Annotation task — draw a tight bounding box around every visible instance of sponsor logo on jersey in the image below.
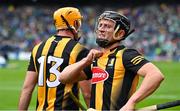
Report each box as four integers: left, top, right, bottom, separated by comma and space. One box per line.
91, 67, 109, 84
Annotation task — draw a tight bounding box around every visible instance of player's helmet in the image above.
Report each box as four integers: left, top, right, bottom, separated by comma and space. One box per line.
53, 7, 83, 30
95, 11, 135, 48
97, 11, 131, 38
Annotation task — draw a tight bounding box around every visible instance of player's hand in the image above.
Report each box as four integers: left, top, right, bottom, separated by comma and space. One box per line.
89, 49, 103, 59
87, 108, 96, 111
119, 101, 135, 111
85, 49, 103, 65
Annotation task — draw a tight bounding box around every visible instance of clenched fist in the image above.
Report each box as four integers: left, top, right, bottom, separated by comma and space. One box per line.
85, 49, 103, 65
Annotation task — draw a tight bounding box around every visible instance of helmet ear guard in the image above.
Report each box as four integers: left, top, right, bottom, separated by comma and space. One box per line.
74, 19, 82, 31
113, 25, 121, 40
120, 29, 135, 40
113, 25, 135, 41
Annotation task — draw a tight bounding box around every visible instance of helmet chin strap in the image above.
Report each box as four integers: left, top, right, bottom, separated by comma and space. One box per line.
60, 15, 79, 41
96, 38, 120, 48
72, 30, 80, 41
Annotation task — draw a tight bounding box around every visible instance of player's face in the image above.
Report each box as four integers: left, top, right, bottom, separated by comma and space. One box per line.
96, 19, 115, 41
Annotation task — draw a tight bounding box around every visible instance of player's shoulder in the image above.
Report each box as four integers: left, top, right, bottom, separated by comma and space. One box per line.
33, 40, 45, 50
122, 48, 145, 62
114, 45, 141, 56
123, 48, 141, 56
122, 48, 149, 72
31, 37, 49, 53
32, 42, 41, 50
32, 36, 55, 49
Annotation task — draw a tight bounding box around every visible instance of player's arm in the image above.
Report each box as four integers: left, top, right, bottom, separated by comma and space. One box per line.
59, 49, 103, 83
121, 63, 164, 110
120, 49, 164, 110
18, 54, 38, 110
18, 71, 38, 110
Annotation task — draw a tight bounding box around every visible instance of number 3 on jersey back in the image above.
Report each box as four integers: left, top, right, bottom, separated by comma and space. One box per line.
38, 56, 63, 87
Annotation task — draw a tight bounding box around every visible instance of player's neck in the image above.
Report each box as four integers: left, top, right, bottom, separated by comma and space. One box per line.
56, 30, 74, 38
102, 42, 119, 52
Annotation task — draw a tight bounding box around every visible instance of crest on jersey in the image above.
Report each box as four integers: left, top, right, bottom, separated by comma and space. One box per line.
91, 67, 109, 84
107, 58, 115, 67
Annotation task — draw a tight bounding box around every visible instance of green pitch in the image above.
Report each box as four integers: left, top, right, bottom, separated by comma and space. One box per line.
0, 60, 180, 110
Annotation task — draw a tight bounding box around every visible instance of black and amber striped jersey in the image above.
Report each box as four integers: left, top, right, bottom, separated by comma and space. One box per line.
90, 45, 149, 110
27, 35, 91, 110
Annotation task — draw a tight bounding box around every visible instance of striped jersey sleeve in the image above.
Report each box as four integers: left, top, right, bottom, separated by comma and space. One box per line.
123, 49, 149, 73
27, 42, 42, 72
27, 54, 35, 71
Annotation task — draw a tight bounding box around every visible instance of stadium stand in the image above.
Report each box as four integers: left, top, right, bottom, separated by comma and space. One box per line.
0, 2, 179, 61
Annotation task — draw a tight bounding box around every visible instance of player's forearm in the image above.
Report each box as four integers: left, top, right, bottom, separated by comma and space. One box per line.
18, 90, 32, 110
127, 72, 164, 105
59, 57, 91, 83
19, 73, 36, 111
59, 49, 103, 83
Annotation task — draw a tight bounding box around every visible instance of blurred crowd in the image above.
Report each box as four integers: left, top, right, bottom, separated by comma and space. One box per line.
0, 4, 180, 62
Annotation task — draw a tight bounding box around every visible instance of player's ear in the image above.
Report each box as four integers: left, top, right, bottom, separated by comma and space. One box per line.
113, 29, 125, 40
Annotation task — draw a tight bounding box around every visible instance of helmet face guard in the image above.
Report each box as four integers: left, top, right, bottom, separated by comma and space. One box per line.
95, 11, 135, 48
97, 11, 131, 35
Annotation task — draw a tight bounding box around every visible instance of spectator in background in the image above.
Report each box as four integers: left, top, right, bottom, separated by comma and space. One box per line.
58, 11, 164, 110
0, 4, 179, 61
0, 39, 10, 67
0, 53, 7, 68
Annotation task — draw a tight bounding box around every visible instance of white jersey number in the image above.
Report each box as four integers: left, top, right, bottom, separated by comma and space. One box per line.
38, 56, 63, 87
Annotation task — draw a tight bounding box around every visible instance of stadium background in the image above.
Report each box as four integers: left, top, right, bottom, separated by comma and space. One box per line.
0, 0, 180, 110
